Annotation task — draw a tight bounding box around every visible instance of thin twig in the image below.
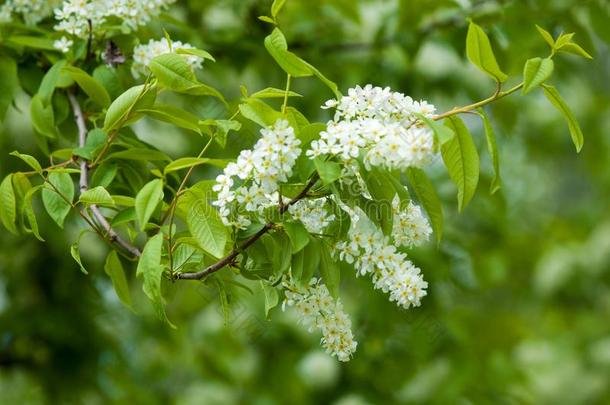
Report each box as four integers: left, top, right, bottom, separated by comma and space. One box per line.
68, 89, 141, 257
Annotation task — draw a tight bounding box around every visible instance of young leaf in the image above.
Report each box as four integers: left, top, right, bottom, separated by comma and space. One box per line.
164, 157, 225, 174
271, 0, 287, 18
314, 158, 342, 185
175, 47, 216, 62
264, 28, 313, 77
250, 87, 303, 99
466, 22, 508, 83
135, 179, 164, 231
542, 84, 584, 152
103, 84, 157, 132
406, 168, 443, 245
416, 113, 454, 146
260, 281, 279, 318
10, 151, 42, 173
63, 66, 111, 107
22, 186, 44, 241
137, 233, 174, 327
319, 242, 340, 298
187, 198, 229, 258
0, 175, 18, 234
30, 94, 58, 139
70, 231, 89, 274
522, 57, 554, 95
477, 109, 501, 193
79, 186, 115, 207
149, 53, 198, 91
557, 42, 593, 59
283, 221, 310, 253
0, 57, 18, 122
104, 250, 133, 310
139, 104, 202, 134
38, 60, 67, 105
42, 172, 74, 228
441, 116, 480, 211
535, 25, 555, 48
238, 98, 282, 127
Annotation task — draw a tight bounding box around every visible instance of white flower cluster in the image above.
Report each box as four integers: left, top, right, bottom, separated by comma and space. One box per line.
54, 0, 175, 37
0, 0, 61, 25
391, 196, 432, 248
283, 277, 357, 362
131, 38, 203, 78
307, 84, 437, 171
288, 198, 336, 234
213, 119, 301, 229
336, 205, 428, 309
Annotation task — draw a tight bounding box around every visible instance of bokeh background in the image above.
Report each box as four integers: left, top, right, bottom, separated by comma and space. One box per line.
1, 0, 610, 403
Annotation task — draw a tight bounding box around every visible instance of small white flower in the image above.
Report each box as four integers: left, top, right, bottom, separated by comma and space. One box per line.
53, 36, 73, 53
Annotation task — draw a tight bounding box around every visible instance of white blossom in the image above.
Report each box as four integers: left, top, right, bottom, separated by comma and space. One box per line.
307, 84, 437, 171
53, 36, 73, 53
335, 206, 428, 309
131, 38, 203, 78
0, 0, 61, 25
212, 119, 301, 229
283, 277, 357, 362
288, 198, 335, 234
391, 195, 432, 248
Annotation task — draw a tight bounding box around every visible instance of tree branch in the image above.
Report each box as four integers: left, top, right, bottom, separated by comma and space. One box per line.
176, 174, 319, 280
67, 90, 141, 258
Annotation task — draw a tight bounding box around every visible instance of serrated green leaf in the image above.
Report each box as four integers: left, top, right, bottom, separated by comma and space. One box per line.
139, 104, 202, 134
79, 186, 115, 207
441, 116, 479, 211
135, 179, 164, 231
149, 53, 197, 90
10, 151, 42, 173
238, 98, 282, 127
63, 66, 111, 107
103, 84, 157, 132
466, 22, 508, 82
104, 250, 133, 310
175, 47, 216, 62
187, 198, 228, 258
260, 281, 279, 318
319, 242, 340, 298
554, 33, 575, 49
283, 221, 310, 253
477, 109, 501, 193
542, 84, 584, 152
258, 15, 275, 24
250, 87, 303, 99
91, 162, 118, 188
42, 172, 74, 228
21, 185, 44, 241
535, 25, 555, 48
137, 233, 174, 327
522, 57, 554, 95
264, 28, 313, 77
557, 42, 593, 59
0, 175, 18, 234
38, 60, 67, 105
407, 168, 443, 245
271, 0, 287, 18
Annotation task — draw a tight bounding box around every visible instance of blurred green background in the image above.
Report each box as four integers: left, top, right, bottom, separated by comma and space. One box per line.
1, 0, 610, 403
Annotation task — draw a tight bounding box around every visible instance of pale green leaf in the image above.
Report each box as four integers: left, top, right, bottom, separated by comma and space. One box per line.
522, 57, 554, 95
0, 175, 18, 234
260, 281, 279, 318
186, 198, 228, 258
271, 0, 287, 18
466, 22, 508, 82
557, 42, 593, 59
79, 186, 115, 207
250, 87, 303, 99
30, 94, 57, 139
264, 28, 313, 77
38, 60, 67, 105
42, 172, 74, 228
22, 185, 44, 241
283, 221, 310, 253
542, 84, 584, 152
477, 108, 501, 193
103, 84, 157, 132
63, 66, 111, 107
139, 104, 202, 134
314, 158, 341, 185
10, 151, 42, 173
135, 179, 164, 231
104, 250, 133, 310
535, 25, 555, 48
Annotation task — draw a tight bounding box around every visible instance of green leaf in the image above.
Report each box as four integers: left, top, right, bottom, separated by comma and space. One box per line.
135, 179, 164, 231
137, 233, 174, 327
416, 113, 454, 146
319, 242, 340, 298
283, 221, 310, 253
107, 148, 170, 161
175, 47, 216, 62
406, 168, 443, 245
271, 0, 287, 18
164, 157, 220, 174
10, 151, 42, 173
264, 28, 313, 77
7, 35, 56, 50
250, 87, 303, 99
104, 250, 133, 310
91, 162, 117, 188
260, 281, 279, 318
22, 185, 44, 241
466, 22, 508, 83
522, 57, 554, 95
477, 108, 501, 193
293, 237, 320, 287
30, 94, 57, 138
70, 231, 89, 274
38, 60, 67, 105
0, 175, 18, 234
535, 25, 555, 48
554, 33, 574, 49
557, 42, 593, 59
103, 84, 157, 132
42, 172, 74, 228
79, 186, 115, 207
149, 53, 198, 90
63, 66, 111, 107
73, 128, 108, 160
238, 98, 282, 127
0, 57, 18, 122
314, 158, 341, 185
187, 198, 229, 258
139, 104, 202, 134
258, 15, 275, 24
541, 84, 584, 152
441, 116, 479, 211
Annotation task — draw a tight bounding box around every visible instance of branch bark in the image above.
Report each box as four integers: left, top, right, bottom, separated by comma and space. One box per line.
68, 90, 141, 258
176, 174, 319, 280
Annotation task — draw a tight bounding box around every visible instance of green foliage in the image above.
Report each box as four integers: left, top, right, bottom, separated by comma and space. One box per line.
542, 84, 584, 152
135, 179, 164, 231
522, 57, 554, 95
41, 172, 74, 228
466, 21, 508, 83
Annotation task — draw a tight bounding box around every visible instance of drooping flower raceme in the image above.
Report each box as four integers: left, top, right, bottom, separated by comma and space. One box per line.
283, 277, 357, 362
288, 198, 336, 234
212, 119, 302, 229
391, 196, 432, 248
131, 38, 203, 78
54, 0, 176, 37
307, 84, 437, 171
335, 205, 429, 309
